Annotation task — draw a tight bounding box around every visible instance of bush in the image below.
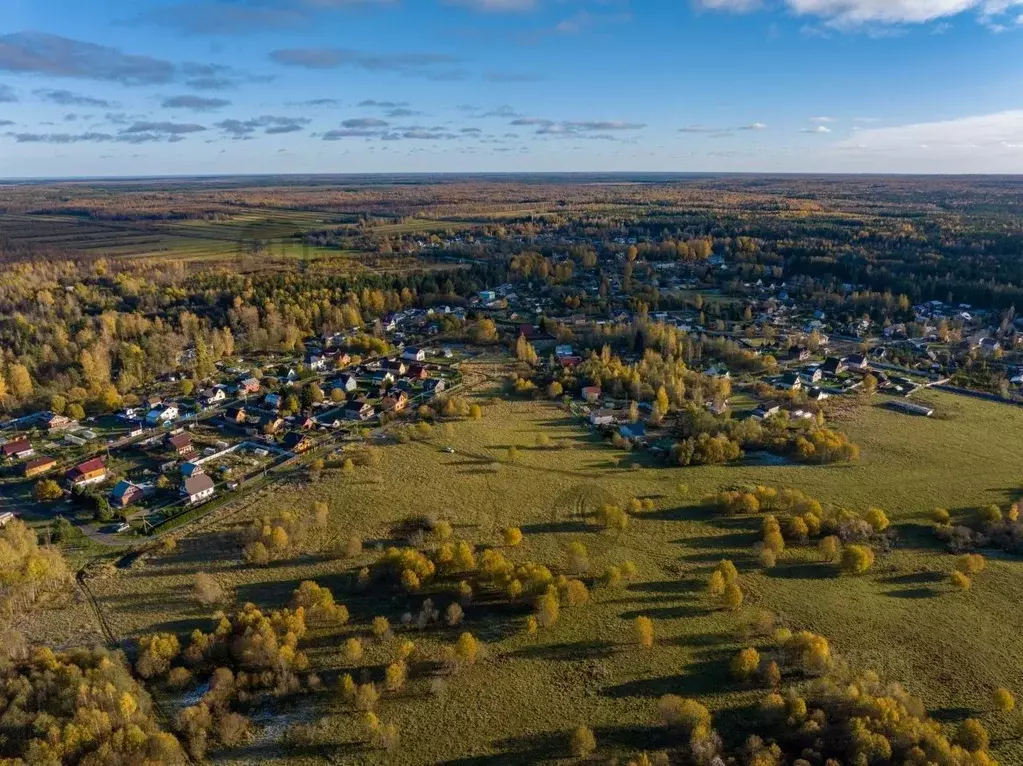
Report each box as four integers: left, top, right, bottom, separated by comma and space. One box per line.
864, 507, 890, 532
994, 688, 1016, 712
933, 507, 951, 525
445, 602, 464, 626
950, 570, 971, 591
657, 696, 712, 742
840, 544, 875, 574
956, 553, 986, 575
707, 570, 726, 597
723, 583, 744, 611
956, 718, 989, 752
536, 588, 560, 628
757, 549, 776, 569
452, 632, 480, 665
566, 541, 589, 573
344, 637, 364, 663
570, 726, 596, 758
818, 535, 840, 562
136, 633, 181, 679
372, 616, 391, 641
33, 479, 64, 503
730, 648, 760, 681
715, 559, 739, 584
634, 616, 655, 649
291, 581, 349, 624
194, 573, 226, 606
503, 527, 523, 547
597, 504, 629, 532
979, 505, 1003, 525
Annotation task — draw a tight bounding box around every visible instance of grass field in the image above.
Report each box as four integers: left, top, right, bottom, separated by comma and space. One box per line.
83, 376, 1023, 764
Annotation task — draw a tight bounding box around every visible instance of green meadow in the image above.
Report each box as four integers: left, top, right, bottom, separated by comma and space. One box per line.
84, 384, 1023, 764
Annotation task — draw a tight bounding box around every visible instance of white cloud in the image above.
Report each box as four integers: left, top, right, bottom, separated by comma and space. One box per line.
694, 0, 1023, 26
802, 125, 832, 133
741, 122, 768, 129
810, 116, 836, 123
830, 110, 1023, 168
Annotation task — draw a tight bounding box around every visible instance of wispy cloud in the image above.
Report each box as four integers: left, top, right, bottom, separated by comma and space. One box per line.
802, 124, 832, 133
694, 0, 1023, 28
161, 95, 231, 111
34, 88, 115, 107
0, 84, 17, 103
269, 48, 464, 80
135, 0, 397, 35
215, 115, 311, 139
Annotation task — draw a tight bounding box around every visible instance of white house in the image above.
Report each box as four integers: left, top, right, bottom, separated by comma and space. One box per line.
589, 409, 616, 427
182, 474, 215, 505
401, 347, 426, 362
145, 405, 179, 426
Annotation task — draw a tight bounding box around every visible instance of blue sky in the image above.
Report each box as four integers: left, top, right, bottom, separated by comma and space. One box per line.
0, 0, 1021, 176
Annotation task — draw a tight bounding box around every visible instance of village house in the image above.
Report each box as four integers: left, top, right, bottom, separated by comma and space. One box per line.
589, 408, 616, 427
305, 353, 328, 372
801, 367, 823, 385
331, 374, 359, 393
111, 480, 144, 508
263, 393, 283, 410
401, 346, 426, 363
618, 422, 647, 440
21, 456, 56, 478
182, 474, 216, 505
223, 406, 247, 424
423, 378, 446, 394
145, 395, 163, 410
43, 412, 74, 432
66, 457, 107, 488
199, 387, 226, 408
845, 354, 869, 372
383, 359, 408, 376
238, 377, 261, 395
332, 351, 352, 368
381, 390, 409, 413
821, 357, 847, 376
343, 400, 375, 421
257, 415, 285, 435
581, 386, 601, 404
2, 438, 34, 460
281, 432, 314, 454
751, 405, 782, 421
778, 372, 803, 391
146, 405, 179, 427
166, 432, 195, 457
180, 461, 204, 479
406, 365, 429, 381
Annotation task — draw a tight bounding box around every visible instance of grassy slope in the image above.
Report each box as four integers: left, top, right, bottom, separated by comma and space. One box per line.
87, 386, 1023, 764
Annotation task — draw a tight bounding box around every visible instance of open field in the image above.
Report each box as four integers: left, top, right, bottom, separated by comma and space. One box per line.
81, 371, 1023, 765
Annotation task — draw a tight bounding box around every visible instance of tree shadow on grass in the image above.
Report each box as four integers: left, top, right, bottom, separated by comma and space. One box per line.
509, 639, 619, 662
884, 587, 940, 599
520, 520, 593, 535
763, 562, 839, 580
879, 571, 945, 586
603, 657, 731, 699
677, 532, 757, 551
441, 731, 564, 765
594, 724, 677, 752
619, 603, 708, 620
931, 706, 974, 724
627, 579, 704, 595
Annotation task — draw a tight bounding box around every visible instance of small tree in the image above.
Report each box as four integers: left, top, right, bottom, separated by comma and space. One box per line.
372, 616, 391, 641
994, 688, 1016, 713
634, 616, 655, 649
955, 719, 989, 752
864, 507, 890, 532
503, 527, 523, 547
723, 583, 744, 611
819, 535, 840, 562
730, 648, 760, 681
570, 726, 596, 759
933, 507, 951, 525
33, 479, 64, 503
657, 696, 712, 742
445, 602, 464, 627
950, 571, 971, 591
194, 573, 225, 606
707, 570, 726, 597
840, 544, 875, 574
957, 553, 986, 576
384, 661, 407, 692
344, 637, 364, 663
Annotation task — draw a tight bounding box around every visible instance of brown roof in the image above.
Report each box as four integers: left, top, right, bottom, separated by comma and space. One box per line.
183, 474, 215, 496
23, 456, 55, 471
2, 438, 31, 456
167, 433, 192, 449
73, 457, 106, 474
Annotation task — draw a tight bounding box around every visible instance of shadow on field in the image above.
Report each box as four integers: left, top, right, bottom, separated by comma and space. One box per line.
884, 587, 940, 599
763, 563, 839, 580
880, 570, 945, 585
520, 520, 592, 535
603, 655, 731, 699
678, 532, 756, 551
441, 731, 564, 765
627, 579, 704, 595
931, 706, 974, 723
510, 639, 619, 662
619, 603, 707, 620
